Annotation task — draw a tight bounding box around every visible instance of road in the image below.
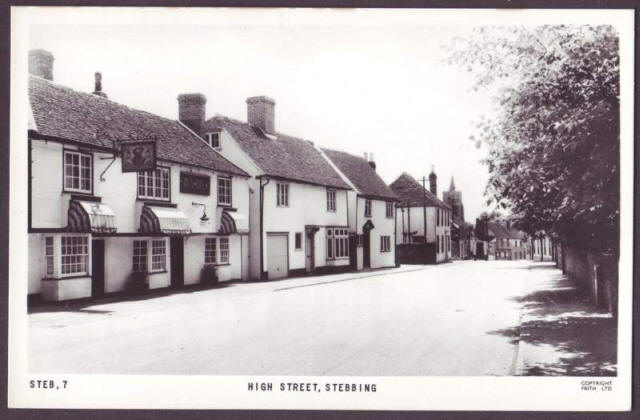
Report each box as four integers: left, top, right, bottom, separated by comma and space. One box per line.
28, 260, 615, 376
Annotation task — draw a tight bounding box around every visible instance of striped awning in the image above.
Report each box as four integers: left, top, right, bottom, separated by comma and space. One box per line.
68, 200, 117, 233
140, 205, 191, 235
219, 210, 247, 235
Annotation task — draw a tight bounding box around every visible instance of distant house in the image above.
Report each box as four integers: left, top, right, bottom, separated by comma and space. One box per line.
457, 222, 476, 259
532, 234, 553, 261
487, 222, 529, 260
320, 149, 398, 270
443, 177, 467, 259
27, 50, 251, 302
198, 96, 352, 280
390, 170, 452, 263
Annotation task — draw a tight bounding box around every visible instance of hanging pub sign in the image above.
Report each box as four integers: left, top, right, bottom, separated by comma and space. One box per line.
180, 172, 211, 196
121, 140, 157, 173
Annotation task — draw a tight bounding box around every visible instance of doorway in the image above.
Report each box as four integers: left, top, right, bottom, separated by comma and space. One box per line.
305, 231, 315, 274
363, 229, 371, 269
170, 236, 184, 288
91, 239, 105, 297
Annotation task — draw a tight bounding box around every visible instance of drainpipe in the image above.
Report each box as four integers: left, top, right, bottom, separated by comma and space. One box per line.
259, 177, 270, 281
407, 201, 411, 243
394, 202, 399, 267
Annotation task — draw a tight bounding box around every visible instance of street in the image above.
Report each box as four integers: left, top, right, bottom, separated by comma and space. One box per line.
28, 261, 616, 376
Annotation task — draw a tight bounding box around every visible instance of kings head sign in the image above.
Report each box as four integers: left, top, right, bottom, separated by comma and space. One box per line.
180, 172, 211, 196
121, 141, 157, 173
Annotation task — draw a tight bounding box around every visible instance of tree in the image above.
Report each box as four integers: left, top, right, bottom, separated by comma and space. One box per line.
447, 25, 619, 256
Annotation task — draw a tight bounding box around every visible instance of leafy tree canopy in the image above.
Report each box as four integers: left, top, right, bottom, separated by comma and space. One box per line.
447, 25, 619, 256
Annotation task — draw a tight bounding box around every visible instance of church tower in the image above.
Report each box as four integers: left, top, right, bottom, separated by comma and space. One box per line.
443, 176, 464, 224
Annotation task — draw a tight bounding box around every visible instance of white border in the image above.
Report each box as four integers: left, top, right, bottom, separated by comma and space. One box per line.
8, 7, 634, 410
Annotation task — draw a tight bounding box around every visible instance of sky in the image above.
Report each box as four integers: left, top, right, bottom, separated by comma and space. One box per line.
29, 15, 495, 222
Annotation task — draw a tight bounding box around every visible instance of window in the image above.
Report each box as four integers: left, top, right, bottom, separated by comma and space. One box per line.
364, 199, 372, 217
151, 239, 166, 271
132, 240, 148, 272
380, 236, 391, 252
386, 202, 394, 218
63, 150, 92, 193
327, 189, 336, 212
205, 132, 220, 149
138, 167, 170, 201
218, 176, 232, 206
437, 235, 440, 253
327, 228, 349, 259
205, 238, 217, 264
295, 233, 302, 250
60, 236, 89, 275
276, 183, 289, 207
219, 237, 229, 263
45, 237, 54, 276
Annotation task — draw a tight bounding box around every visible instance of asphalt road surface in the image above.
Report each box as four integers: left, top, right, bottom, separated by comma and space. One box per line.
29, 260, 613, 376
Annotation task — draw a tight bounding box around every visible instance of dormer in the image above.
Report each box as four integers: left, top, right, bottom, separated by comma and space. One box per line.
204, 131, 221, 150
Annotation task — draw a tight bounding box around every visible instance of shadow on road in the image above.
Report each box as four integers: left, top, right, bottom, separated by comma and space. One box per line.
488, 268, 617, 376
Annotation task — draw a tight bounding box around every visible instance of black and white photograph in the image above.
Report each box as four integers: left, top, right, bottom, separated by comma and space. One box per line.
7, 6, 634, 411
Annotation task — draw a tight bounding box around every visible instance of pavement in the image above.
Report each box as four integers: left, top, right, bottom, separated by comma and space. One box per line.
28, 260, 616, 376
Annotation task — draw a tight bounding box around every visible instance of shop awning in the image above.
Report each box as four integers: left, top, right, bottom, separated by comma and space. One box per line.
68, 200, 117, 233
140, 205, 191, 235
219, 210, 247, 235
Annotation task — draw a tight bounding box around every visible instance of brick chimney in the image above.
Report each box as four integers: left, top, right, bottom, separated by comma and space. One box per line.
29, 49, 54, 81
429, 166, 437, 196
178, 93, 207, 136
247, 96, 275, 135
92, 72, 107, 98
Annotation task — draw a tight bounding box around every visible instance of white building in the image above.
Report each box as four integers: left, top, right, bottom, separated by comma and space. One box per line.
27, 49, 251, 302
390, 171, 452, 263
532, 235, 553, 261
320, 149, 398, 270
190, 96, 353, 280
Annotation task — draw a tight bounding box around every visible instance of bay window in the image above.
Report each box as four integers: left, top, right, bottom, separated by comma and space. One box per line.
132, 240, 148, 272
327, 228, 349, 259
205, 238, 217, 264
60, 236, 89, 276
219, 237, 230, 263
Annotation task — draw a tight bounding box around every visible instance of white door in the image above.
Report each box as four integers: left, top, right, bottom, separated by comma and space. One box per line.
267, 234, 288, 280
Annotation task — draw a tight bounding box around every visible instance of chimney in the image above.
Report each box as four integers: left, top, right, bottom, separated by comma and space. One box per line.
368, 152, 376, 171
247, 96, 275, 135
178, 93, 207, 136
92, 72, 107, 98
29, 49, 54, 81
429, 166, 437, 196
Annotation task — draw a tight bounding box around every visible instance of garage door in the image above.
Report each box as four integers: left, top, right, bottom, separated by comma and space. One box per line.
267, 234, 289, 280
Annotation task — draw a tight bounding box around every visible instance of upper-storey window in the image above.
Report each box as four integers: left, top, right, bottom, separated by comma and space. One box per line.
138, 167, 170, 201
386, 202, 394, 218
204, 132, 220, 149
277, 183, 289, 207
218, 176, 232, 206
63, 150, 92, 194
327, 189, 336, 212
364, 199, 372, 217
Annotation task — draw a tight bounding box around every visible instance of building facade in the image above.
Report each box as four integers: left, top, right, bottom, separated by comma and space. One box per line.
486, 222, 530, 261
532, 235, 554, 261
27, 50, 251, 302
197, 96, 353, 280
390, 171, 452, 263
320, 149, 398, 270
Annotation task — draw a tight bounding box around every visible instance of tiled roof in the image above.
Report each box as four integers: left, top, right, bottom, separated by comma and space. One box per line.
488, 222, 527, 239
321, 148, 397, 201
28, 76, 248, 177
205, 116, 350, 190
389, 172, 450, 208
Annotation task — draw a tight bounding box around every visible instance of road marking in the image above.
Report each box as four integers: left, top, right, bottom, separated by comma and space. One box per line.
273, 267, 431, 292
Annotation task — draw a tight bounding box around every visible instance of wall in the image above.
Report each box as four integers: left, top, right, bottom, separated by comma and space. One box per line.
31, 140, 64, 228
28, 234, 45, 294
561, 244, 618, 315
262, 181, 349, 274
183, 234, 243, 285
356, 197, 395, 269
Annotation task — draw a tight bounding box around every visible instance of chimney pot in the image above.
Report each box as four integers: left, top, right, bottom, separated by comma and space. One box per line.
178, 93, 207, 136
368, 152, 376, 171
29, 49, 54, 81
92, 72, 107, 98
247, 96, 275, 135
